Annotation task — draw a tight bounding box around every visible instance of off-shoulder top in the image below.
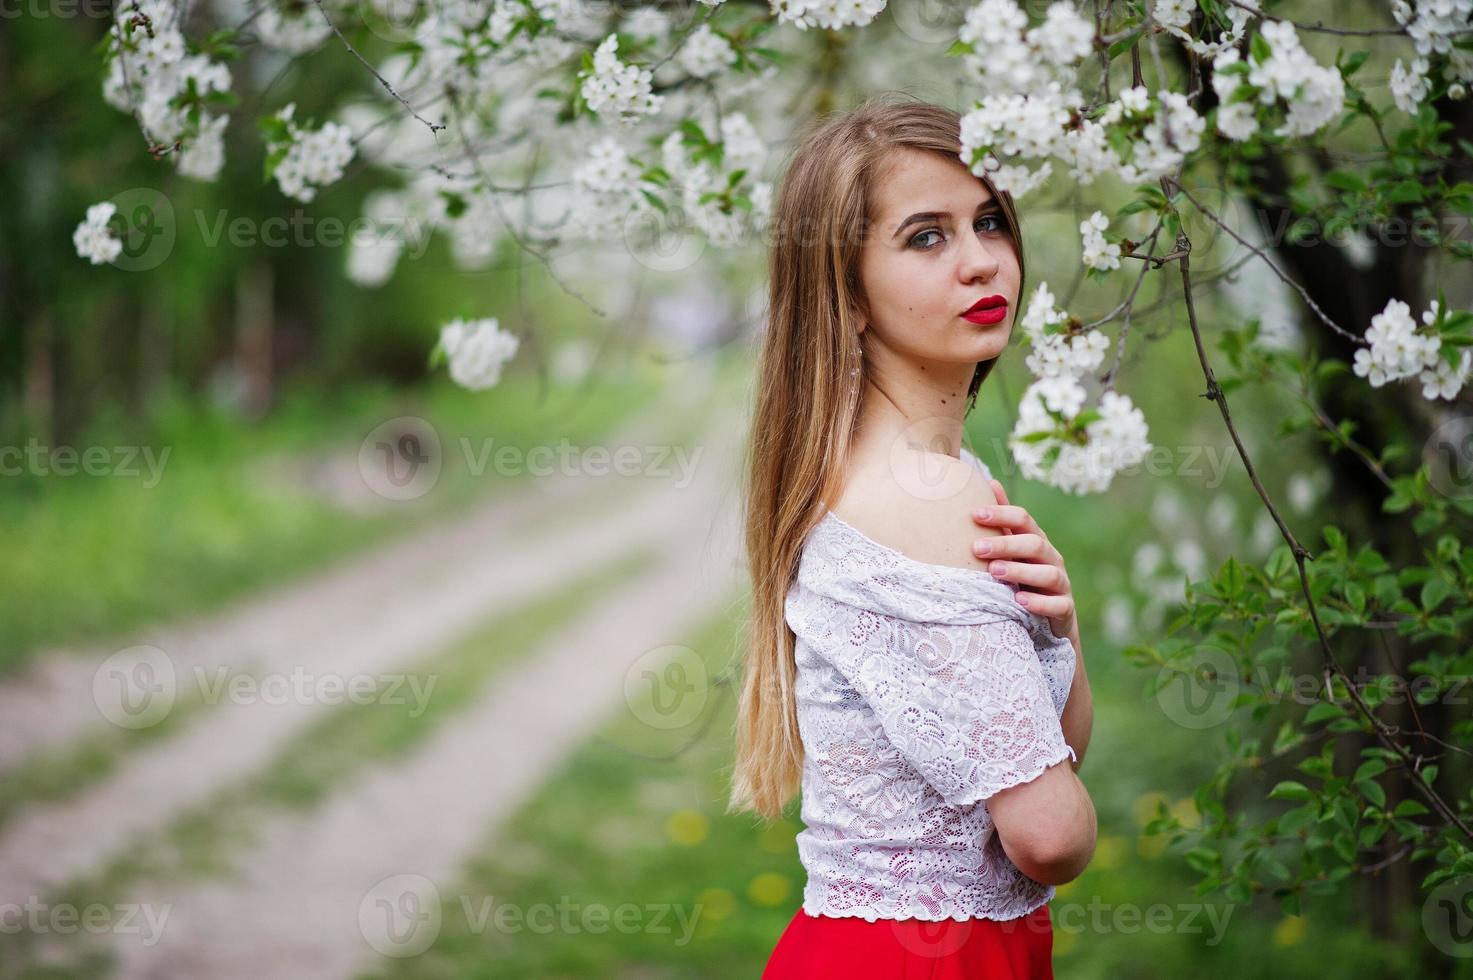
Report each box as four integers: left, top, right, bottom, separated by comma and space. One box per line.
784, 446, 1078, 922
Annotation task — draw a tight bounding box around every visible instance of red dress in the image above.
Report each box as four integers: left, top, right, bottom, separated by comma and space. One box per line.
761, 904, 1055, 979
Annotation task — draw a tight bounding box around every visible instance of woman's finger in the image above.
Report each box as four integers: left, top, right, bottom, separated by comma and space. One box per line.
987, 560, 1068, 593
973, 532, 1050, 561
971, 504, 1033, 531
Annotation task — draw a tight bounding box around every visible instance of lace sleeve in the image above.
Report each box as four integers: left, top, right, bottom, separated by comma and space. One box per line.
827, 609, 1076, 807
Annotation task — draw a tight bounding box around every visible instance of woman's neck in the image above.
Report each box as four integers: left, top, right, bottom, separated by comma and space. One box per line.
853, 373, 970, 460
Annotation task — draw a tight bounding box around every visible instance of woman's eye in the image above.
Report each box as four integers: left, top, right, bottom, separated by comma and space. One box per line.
910, 216, 1004, 250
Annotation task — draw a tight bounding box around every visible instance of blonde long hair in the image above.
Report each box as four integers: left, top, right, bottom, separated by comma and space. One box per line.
726, 94, 1027, 822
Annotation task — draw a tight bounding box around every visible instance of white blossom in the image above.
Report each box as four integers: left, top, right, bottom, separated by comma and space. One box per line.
570, 134, 658, 240
176, 113, 229, 181
768, 0, 886, 31
73, 202, 123, 265
1224, 20, 1346, 138
255, 3, 333, 54
1010, 385, 1152, 494
1420, 348, 1473, 400
1390, 57, 1431, 114
1154, 0, 1193, 31
959, 86, 1074, 197
439, 317, 520, 390
266, 103, 356, 203
1286, 472, 1320, 513
101, 3, 234, 182
1008, 282, 1152, 493
1216, 101, 1259, 141
961, 0, 1091, 94
346, 189, 432, 287
581, 34, 664, 127
623, 6, 673, 41
1080, 210, 1121, 270
678, 24, 738, 79
1352, 298, 1443, 389
1030, 3, 1094, 66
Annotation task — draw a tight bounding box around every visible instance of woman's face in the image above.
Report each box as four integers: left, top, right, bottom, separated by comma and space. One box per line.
855, 148, 1021, 371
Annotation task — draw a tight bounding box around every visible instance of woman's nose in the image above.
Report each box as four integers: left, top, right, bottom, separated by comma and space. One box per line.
960, 235, 1002, 282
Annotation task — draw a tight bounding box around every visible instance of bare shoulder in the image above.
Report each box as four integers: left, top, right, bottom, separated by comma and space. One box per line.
831, 448, 1005, 572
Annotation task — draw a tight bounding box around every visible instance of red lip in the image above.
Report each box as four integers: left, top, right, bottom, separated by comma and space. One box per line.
963, 294, 1007, 315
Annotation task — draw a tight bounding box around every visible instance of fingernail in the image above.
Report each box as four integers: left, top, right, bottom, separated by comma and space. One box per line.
977, 507, 991, 520
975, 540, 992, 556
989, 561, 1005, 576
1016, 593, 1028, 606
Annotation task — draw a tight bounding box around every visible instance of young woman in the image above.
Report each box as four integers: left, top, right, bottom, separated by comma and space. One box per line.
728, 95, 1098, 978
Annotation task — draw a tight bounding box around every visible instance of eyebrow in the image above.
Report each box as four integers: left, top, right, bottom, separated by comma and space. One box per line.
892, 201, 1000, 239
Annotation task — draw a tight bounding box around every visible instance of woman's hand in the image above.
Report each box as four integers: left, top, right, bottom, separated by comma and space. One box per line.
971, 478, 1077, 641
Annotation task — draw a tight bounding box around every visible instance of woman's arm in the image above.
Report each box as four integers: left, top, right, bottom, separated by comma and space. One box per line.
1060, 620, 1093, 772
988, 759, 1097, 885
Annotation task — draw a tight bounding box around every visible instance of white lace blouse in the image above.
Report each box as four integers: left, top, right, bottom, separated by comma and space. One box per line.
785, 447, 1078, 922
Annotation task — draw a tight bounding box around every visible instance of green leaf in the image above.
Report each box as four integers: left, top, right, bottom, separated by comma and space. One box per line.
1323, 170, 1366, 194
1340, 50, 1369, 77
1385, 179, 1425, 204
1250, 30, 1271, 64
1421, 577, 1453, 611
1269, 780, 1314, 801
639, 188, 668, 214
1185, 847, 1221, 874
1107, 28, 1142, 60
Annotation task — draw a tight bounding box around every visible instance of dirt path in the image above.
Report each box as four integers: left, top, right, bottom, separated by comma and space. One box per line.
0, 370, 745, 912
110, 446, 742, 978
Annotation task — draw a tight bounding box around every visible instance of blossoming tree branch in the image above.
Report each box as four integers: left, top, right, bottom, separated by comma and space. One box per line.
74, 0, 1473, 926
